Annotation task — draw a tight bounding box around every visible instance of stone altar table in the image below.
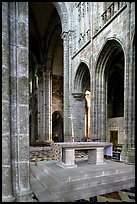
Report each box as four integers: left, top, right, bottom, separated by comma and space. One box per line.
51, 142, 113, 168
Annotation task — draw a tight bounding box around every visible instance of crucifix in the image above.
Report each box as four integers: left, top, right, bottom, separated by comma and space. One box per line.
71, 114, 75, 142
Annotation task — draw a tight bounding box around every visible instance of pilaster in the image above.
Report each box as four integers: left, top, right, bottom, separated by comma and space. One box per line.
121, 3, 132, 162
9, 2, 33, 201
2, 2, 15, 202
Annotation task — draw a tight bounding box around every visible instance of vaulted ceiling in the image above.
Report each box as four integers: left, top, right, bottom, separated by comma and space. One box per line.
29, 2, 63, 75
29, 2, 55, 39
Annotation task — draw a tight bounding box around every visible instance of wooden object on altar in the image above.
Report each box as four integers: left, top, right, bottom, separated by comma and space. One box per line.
87, 136, 101, 142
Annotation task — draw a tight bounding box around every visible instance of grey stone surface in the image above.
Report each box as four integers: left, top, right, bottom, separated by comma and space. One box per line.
30, 160, 135, 202
2, 2, 135, 202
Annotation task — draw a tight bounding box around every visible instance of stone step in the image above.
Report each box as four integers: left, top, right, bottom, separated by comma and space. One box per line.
30, 162, 135, 194
30, 174, 58, 202
57, 178, 135, 202
30, 165, 60, 193
36, 160, 134, 183
30, 171, 135, 202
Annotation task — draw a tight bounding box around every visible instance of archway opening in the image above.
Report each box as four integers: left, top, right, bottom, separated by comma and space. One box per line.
29, 2, 64, 146
95, 39, 124, 142
107, 51, 124, 118
72, 62, 90, 141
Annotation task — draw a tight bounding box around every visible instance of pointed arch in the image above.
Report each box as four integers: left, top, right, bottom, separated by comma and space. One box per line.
52, 2, 69, 32
95, 38, 125, 74
93, 38, 125, 140
72, 62, 90, 101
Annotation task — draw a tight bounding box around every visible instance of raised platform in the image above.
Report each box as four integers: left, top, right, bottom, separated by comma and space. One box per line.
51, 142, 113, 167
30, 158, 135, 202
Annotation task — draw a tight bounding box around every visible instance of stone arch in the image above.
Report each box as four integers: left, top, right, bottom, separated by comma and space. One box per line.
52, 2, 69, 32
94, 38, 125, 140
72, 62, 90, 101
29, 2, 67, 143
46, 24, 62, 72
95, 37, 125, 74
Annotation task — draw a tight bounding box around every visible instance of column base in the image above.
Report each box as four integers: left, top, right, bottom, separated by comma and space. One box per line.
2, 195, 15, 202
16, 188, 33, 202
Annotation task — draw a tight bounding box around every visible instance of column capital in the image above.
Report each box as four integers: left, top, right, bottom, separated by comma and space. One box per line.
61, 31, 68, 40
61, 30, 74, 40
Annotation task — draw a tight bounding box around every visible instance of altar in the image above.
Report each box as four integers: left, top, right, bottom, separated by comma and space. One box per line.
51, 142, 113, 168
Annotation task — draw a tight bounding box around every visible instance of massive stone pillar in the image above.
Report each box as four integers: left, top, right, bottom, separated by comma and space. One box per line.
37, 67, 52, 142
121, 2, 135, 163
2, 2, 15, 202
8, 2, 32, 201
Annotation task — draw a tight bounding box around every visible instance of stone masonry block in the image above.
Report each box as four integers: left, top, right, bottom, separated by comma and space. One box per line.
2, 166, 12, 197
19, 106, 29, 134
18, 2, 28, 19
18, 135, 29, 162
2, 136, 11, 165
2, 102, 10, 134
2, 34, 9, 67
18, 162, 30, 190
2, 68, 9, 101
9, 2, 16, 18
17, 48, 28, 76
2, 3, 8, 34
17, 20, 28, 47
18, 77, 29, 104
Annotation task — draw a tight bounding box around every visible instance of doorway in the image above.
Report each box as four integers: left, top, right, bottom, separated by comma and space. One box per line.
110, 130, 118, 149
52, 111, 63, 142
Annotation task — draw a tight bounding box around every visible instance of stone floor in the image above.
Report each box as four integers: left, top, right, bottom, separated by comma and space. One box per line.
30, 146, 135, 202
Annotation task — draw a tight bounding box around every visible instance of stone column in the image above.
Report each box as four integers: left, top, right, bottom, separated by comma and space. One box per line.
96, 73, 106, 141
68, 30, 74, 140
42, 69, 46, 140
45, 70, 52, 141
95, 72, 101, 138
37, 67, 51, 142
9, 2, 32, 201
2, 2, 15, 202
30, 70, 37, 142
37, 71, 43, 141
61, 32, 70, 141
37, 73, 42, 140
